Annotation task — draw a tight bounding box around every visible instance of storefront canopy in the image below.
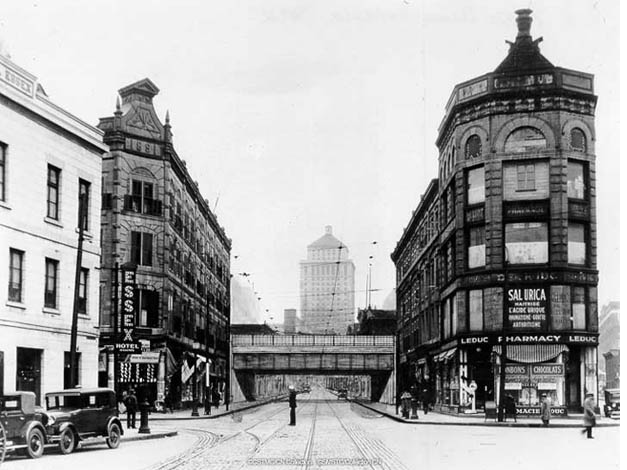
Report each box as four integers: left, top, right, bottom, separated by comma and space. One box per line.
493, 344, 568, 363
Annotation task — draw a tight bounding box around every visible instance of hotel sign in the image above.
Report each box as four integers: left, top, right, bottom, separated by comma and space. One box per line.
118, 265, 141, 354
506, 286, 548, 330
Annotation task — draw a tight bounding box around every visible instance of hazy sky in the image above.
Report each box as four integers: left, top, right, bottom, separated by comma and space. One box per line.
2, 0, 619, 323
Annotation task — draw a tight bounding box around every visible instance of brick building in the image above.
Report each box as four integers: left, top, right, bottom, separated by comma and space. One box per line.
98, 79, 231, 407
393, 10, 599, 414
0, 54, 107, 402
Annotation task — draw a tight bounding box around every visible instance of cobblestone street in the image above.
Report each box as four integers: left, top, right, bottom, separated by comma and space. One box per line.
2, 388, 619, 470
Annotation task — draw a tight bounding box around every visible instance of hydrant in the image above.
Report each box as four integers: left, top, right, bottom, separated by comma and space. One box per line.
138, 399, 151, 434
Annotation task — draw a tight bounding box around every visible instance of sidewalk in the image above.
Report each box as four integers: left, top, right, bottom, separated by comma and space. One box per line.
149, 394, 288, 421
352, 400, 620, 428
80, 424, 178, 448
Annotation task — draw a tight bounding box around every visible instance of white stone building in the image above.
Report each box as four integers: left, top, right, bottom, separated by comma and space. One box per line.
0, 54, 107, 403
300, 226, 355, 334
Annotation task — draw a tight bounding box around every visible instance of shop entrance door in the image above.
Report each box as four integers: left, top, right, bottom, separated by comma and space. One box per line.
16, 347, 42, 405
565, 348, 581, 411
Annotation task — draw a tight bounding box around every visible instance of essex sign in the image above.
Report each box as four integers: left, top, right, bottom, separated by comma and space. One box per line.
506, 286, 547, 330
117, 265, 141, 354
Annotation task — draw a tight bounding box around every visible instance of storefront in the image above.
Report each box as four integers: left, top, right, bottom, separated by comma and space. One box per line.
457, 332, 598, 414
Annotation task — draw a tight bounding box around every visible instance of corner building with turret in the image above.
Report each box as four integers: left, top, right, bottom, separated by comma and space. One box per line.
393, 10, 599, 415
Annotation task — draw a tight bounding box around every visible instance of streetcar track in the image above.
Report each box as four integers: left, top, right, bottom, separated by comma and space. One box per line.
301, 402, 318, 470
145, 427, 219, 470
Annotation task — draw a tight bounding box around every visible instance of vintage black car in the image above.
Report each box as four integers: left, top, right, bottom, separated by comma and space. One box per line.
0, 391, 48, 459
44, 387, 123, 454
603, 388, 620, 418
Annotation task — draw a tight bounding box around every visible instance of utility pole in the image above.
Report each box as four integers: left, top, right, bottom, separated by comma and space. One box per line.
69, 190, 87, 388
497, 250, 509, 422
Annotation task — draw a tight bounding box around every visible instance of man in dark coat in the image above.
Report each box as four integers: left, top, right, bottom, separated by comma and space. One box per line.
288, 385, 297, 425
124, 388, 138, 429
540, 394, 551, 427
581, 392, 596, 438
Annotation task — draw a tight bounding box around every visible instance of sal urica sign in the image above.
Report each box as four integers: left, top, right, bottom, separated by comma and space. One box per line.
507, 286, 547, 330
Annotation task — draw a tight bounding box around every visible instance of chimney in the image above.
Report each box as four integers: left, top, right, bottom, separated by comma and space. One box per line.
325, 225, 332, 235
515, 8, 533, 38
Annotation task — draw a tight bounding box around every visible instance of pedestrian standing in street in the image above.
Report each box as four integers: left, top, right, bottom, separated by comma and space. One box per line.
212, 387, 221, 410
124, 388, 138, 429
288, 385, 297, 425
581, 392, 596, 439
540, 393, 551, 427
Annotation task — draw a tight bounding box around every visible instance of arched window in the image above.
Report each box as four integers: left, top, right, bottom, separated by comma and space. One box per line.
465, 135, 482, 159
504, 127, 547, 153
569, 128, 587, 152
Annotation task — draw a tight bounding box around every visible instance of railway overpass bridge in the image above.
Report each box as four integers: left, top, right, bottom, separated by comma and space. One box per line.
230, 334, 396, 402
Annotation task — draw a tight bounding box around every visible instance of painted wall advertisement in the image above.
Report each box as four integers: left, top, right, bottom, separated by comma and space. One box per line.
506, 286, 547, 330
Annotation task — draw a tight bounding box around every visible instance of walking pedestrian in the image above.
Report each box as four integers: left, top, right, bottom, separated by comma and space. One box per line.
540, 393, 551, 427
505, 394, 517, 422
204, 390, 212, 415
124, 388, 138, 429
422, 387, 430, 415
581, 392, 596, 439
288, 385, 297, 425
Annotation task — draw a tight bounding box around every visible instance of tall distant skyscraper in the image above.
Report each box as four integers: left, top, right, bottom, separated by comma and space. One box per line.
300, 226, 355, 334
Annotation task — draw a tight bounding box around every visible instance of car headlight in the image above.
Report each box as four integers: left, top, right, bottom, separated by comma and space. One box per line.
47, 415, 56, 425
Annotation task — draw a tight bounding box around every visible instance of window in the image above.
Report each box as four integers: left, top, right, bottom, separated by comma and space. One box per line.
468, 226, 486, 268
504, 127, 547, 153
8, 249, 24, 302
129, 180, 161, 215
443, 298, 451, 339
0, 143, 6, 202
570, 128, 586, 152
78, 179, 90, 231
47, 165, 61, 220
467, 166, 485, 204
465, 135, 482, 159
567, 161, 585, 199
78, 268, 88, 313
130, 232, 153, 266
572, 287, 586, 329
568, 223, 586, 265
44, 258, 59, 308
469, 290, 483, 331
135, 289, 159, 328
505, 222, 548, 264
516, 164, 535, 191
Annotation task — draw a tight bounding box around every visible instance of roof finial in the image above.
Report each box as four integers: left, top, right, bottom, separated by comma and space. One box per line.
114, 96, 122, 117
165, 110, 170, 125
515, 8, 533, 38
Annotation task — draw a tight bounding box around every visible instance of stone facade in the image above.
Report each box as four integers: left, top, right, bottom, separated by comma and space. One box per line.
393, 10, 599, 413
300, 226, 355, 334
98, 79, 231, 407
0, 54, 107, 403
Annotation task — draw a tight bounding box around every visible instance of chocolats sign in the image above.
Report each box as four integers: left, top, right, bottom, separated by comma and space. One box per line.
507, 287, 547, 330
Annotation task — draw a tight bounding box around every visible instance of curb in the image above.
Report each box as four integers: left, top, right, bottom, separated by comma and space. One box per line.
351, 400, 620, 428
150, 395, 288, 421
79, 430, 178, 448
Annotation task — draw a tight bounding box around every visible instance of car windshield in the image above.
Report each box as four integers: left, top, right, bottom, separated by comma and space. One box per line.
46, 394, 82, 410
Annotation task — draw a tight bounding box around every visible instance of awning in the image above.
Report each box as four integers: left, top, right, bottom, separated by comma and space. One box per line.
493, 345, 568, 363
443, 348, 457, 361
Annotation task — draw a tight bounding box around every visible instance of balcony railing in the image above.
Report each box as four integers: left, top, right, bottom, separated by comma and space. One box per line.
123, 195, 163, 216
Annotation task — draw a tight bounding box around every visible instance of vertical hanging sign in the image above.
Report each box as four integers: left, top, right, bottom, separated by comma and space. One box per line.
116, 266, 141, 353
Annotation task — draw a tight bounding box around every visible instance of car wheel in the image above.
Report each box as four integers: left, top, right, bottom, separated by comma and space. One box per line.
58, 428, 76, 455
106, 423, 121, 449
26, 428, 45, 459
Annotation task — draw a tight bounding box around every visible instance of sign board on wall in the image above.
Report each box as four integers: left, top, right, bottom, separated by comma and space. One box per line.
506, 286, 548, 330
121, 266, 137, 348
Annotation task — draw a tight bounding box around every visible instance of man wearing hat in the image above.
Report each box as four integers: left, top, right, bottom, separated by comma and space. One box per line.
124, 388, 138, 429
288, 385, 297, 426
540, 393, 551, 427
581, 392, 596, 438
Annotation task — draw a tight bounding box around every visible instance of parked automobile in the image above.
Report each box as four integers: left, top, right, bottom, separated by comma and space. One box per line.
603, 388, 620, 418
0, 391, 48, 459
44, 387, 123, 454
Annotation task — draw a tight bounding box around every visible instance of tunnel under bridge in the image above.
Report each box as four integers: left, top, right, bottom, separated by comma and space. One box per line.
231, 334, 396, 402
